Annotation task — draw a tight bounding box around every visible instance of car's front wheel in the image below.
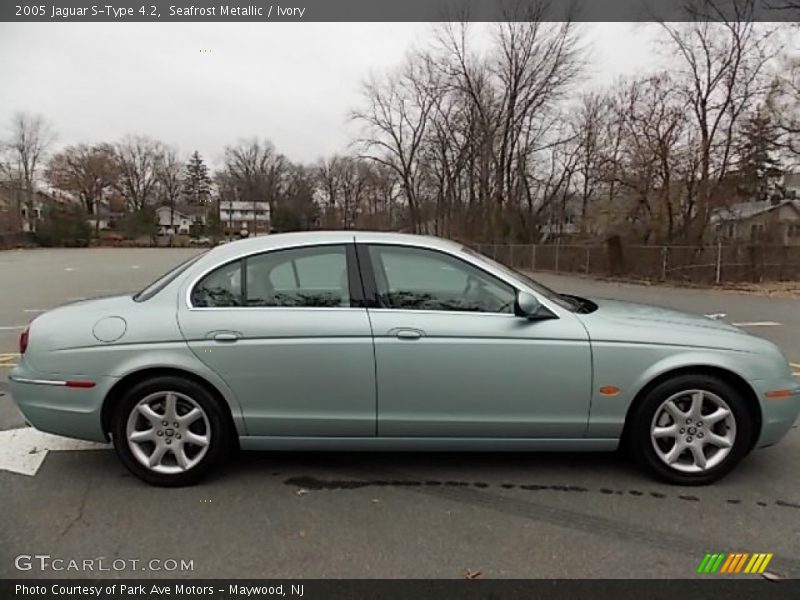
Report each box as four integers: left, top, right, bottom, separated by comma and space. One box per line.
629, 374, 753, 485
111, 376, 231, 486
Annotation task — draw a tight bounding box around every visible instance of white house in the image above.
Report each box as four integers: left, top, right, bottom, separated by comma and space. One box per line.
156, 205, 207, 236
711, 199, 800, 245
218, 200, 271, 235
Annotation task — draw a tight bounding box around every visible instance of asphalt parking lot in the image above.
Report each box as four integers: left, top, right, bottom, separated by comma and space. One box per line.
0, 247, 798, 579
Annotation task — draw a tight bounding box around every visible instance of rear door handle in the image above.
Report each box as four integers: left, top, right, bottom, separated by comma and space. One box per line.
212, 332, 240, 342
394, 328, 423, 340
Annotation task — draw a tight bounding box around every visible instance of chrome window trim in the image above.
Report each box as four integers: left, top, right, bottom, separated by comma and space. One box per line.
181, 236, 568, 319
183, 241, 355, 310
365, 308, 519, 318
186, 306, 365, 313
360, 241, 566, 319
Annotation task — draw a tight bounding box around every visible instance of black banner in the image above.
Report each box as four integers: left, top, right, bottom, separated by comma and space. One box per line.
3, 0, 800, 23
2, 579, 800, 600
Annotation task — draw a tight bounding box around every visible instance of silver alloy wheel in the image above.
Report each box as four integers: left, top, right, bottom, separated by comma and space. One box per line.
650, 389, 737, 473
126, 391, 211, 474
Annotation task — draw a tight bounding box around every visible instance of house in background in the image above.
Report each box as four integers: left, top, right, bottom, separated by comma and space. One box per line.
711, 199, 800, 245
0, 183, 21, 232
156, 205, 208, 236
0, 184, 76, 233
87, 205, 127, 232
218, 200, 271, 236
537, 194, 583, 241
85, 192, 127, 232
539, 212, 580, 240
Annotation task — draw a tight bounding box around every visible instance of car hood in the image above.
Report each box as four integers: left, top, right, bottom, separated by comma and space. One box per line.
572, 296, 766, 353
584, 298, 743, 334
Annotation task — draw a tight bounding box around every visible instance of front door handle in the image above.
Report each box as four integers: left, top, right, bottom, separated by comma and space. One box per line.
394, 328, 423, 340
212, 332, 240, 342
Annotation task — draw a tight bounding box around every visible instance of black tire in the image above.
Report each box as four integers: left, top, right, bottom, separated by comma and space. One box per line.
111, 376, 232, 486
628, 374, 754, 485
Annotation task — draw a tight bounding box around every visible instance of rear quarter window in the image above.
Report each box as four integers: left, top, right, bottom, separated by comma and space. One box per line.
134, 253, 206, 302
190, 260, 244, 307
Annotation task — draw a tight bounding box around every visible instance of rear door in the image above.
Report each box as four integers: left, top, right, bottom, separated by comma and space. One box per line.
177, 242, 376, 437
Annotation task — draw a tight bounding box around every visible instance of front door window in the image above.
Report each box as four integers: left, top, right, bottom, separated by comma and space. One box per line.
367, 245, 515, 313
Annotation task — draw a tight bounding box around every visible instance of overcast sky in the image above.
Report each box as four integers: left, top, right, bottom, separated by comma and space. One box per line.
0, 22, 661, 168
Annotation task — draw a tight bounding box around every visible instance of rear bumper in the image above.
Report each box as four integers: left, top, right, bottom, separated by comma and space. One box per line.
8, 362, 117, 443
751, 377, 800, 448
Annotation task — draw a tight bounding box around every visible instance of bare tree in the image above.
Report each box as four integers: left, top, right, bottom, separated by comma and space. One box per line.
279, 164, 318, 231
604, 74, 693, 243
363, 162, 400, 229
46, 143, 118, 237
5, 112, 55, 231
659, 0, 778, 240
436, 9, 582, 234
319, 155, 376, 229
157, 148, 183, 243
522, 119, 581, 242
353, 8, 582, 240
223, 139, 287, 235
114, 136, 164, 212
316, 155, 341, 227
352, 53, 440, 232
767, 54, 800, 161
570, 92, 609, 235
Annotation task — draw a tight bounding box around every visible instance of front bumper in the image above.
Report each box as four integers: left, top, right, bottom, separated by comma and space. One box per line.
8, 362, 117, 442
751, 377, 800, 448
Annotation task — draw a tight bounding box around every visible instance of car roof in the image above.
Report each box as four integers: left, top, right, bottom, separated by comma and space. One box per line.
203, 230, 463, 264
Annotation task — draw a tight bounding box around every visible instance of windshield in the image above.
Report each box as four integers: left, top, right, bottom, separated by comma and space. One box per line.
460, 245, 575, 311
133, 252, 207, 302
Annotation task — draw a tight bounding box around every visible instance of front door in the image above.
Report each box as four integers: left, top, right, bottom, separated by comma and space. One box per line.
177, 243, 376, 437
360, 243, 592, 438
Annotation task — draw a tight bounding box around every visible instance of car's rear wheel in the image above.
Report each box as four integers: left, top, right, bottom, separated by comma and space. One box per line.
629, 374, 753, 485
111, 376, 231, 486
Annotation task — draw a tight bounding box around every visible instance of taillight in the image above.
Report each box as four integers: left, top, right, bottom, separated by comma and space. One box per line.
19, 326, 29, 354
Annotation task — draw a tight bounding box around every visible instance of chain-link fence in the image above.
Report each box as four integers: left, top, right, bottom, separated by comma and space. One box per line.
469, 242, 800, 284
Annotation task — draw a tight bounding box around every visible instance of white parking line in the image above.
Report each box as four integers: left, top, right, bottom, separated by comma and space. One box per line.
0, 326, 24, 330
0, 352, 19, 367
732, 321, 781, 327
0, 427, 108, 476
23, 309, 47, 313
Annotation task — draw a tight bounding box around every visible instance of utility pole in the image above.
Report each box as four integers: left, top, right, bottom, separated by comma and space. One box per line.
252, 185, 258, 237
229, 187, 237, 241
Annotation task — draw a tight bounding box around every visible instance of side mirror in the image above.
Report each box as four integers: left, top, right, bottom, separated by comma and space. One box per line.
515, 291, 541, 318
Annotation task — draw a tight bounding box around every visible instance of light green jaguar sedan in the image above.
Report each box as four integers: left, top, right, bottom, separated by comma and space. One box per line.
9, 232, 800, 486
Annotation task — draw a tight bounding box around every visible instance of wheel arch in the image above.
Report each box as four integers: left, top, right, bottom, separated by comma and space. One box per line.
620, 365, 762, 450
101, 367, 240, 447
